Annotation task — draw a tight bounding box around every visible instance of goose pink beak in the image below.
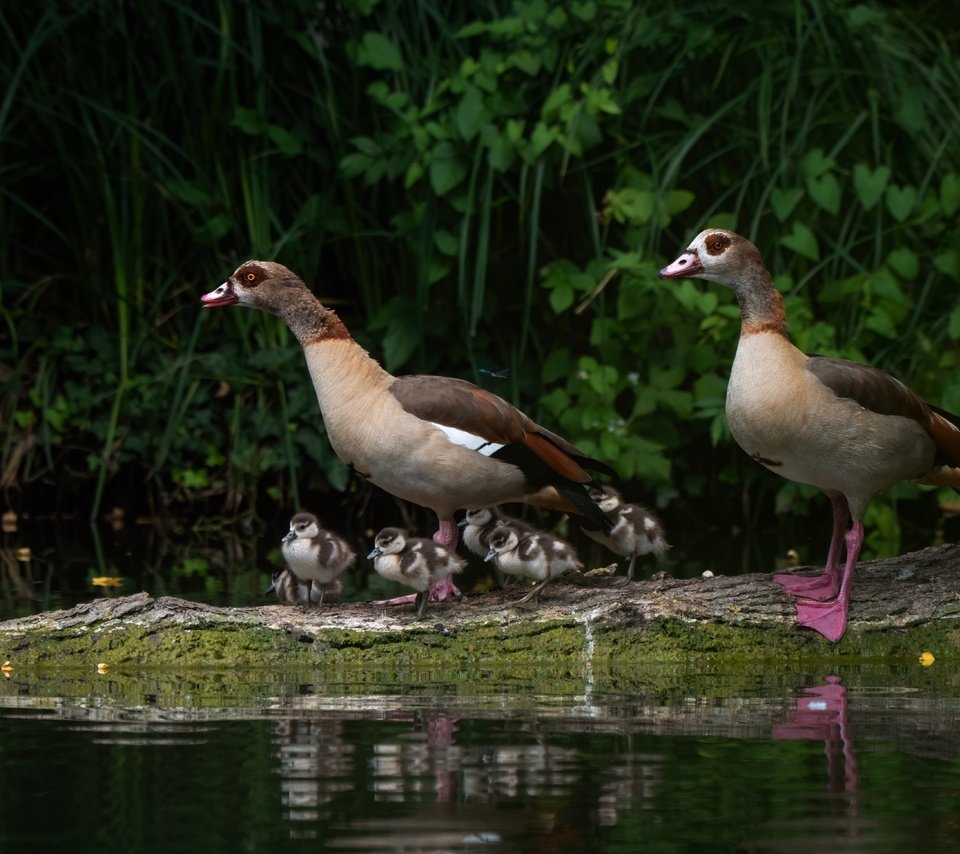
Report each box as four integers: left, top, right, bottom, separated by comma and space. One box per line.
658, 252, 702, 279
200, 281, 239, 307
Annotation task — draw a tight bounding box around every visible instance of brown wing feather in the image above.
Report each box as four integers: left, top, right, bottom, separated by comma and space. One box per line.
389, 375, 527, 443
806, 357, 930, 421
809, 356, 960, 479
522, 432, 590, 483
389, 375, 615, 482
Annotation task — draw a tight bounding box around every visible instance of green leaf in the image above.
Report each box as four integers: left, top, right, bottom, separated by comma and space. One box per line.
940, 173, 960, 217
934, 249, 960, 281
806, 172, 840, 215
232, 107, 266, 135
884, 184, 917, 222
165, 179, 212, 207
886, 248, 918, 280
801, 148, 833, 178
548, 284, 574, 314
267, 125, 303, 156
542, 84, 572, 118
852, 163, 890, 211
572, 1, 598, 22
455, 87, 486, 141
529, 121, 556, 157
770, 187, 803, 221
666, 189, 695, 215
355, 31, 403, 71
948, 304, 960, 339
429, 144, 467, 195
780, 222, 819, 261
434, 230, 458, 256
608, 188, 654, 225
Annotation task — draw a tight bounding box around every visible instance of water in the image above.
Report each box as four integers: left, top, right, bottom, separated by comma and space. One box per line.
1, 664, 958, 852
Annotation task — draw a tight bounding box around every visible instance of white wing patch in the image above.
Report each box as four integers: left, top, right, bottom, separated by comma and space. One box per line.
431, 423, 504, 456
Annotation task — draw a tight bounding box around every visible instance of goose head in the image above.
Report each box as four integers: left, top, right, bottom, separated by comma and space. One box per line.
367, 527, 407, 559
658, 229, 764, 287
201, 260, 307, 312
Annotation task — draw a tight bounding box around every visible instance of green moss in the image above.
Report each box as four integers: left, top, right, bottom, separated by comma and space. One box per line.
2, 612, 957, 677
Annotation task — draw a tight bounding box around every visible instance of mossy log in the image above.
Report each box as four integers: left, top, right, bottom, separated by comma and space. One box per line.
2, 544, 959, 670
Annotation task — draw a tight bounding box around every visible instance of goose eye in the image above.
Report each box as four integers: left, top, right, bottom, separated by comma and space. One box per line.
245, 272, 257, 282
705, 233, 731, 256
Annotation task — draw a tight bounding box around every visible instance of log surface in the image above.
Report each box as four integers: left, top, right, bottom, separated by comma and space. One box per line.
2, 544, 959, 666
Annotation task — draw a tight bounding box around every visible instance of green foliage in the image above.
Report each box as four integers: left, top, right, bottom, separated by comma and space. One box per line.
1, 1, 959, 562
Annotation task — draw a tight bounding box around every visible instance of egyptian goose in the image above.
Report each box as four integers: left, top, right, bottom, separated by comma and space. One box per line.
484, 523, 583, 604
366, 527, 466, 618
458, 506, 535, 559
266, 568, 343, 605
202, 262, 614, 605
659, 228, 960, 642
580, 486, 669, 582
280, 512, 356, 604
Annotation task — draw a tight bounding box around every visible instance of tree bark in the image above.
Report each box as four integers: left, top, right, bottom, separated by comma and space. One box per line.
1, 544, 958, 667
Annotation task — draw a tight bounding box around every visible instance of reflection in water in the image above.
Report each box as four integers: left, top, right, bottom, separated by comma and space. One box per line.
773, 675, 859, 793
1, 669, 959, 852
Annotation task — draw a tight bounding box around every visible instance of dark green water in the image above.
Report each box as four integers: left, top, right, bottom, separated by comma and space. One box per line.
1, 665, 958, 852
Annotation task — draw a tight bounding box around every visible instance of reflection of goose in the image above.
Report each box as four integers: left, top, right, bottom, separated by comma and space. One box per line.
773, 676, 859, 794
272, 718, 353, 829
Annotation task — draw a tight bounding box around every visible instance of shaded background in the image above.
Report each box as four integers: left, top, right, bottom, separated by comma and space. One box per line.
2, 0, 960, 586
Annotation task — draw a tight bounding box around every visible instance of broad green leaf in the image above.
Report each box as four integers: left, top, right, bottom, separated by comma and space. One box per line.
542, 348, 572, 383
666, 189, 695, 215
455, 87, 486, 141
886, 247, 918, 280
573, 1, 598, 22
934, 249, 960, 281
770, 187, 803, 221
806, 172, 840, 215
780, 222, 819, 261
852, 163, 890, 211
542, 84, 572, 118
801, 148, 833, 178
232, 107, 266, 135
165, 180, 211, 206
548, 284, 574, 314
529, 121, 556, 157
941, 173, 960, 217
608, 188, 654, 224
434, 230, 458, 256
429, 145, 467, 195
948, 304, 960, 339
355, 31, 403, 71
885, 184, 917, 222
267, 125, 303, 156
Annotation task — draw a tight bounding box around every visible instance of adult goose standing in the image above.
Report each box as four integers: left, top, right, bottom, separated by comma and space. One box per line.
659, 228, 960, 642
202, 261, 615, 605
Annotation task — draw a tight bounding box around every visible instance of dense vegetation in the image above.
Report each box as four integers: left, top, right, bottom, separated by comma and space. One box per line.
2, 0, 959, 565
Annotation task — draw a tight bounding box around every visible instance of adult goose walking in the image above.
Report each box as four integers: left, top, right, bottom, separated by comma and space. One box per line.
202, 261, 615, 603
659, 229, 960, 642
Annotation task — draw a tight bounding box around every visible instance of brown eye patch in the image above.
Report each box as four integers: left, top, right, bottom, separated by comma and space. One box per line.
705, 233, 732, 256
236, 264, 266, 286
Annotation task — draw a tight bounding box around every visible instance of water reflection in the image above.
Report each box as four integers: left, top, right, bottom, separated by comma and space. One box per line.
0, 668, 958, 852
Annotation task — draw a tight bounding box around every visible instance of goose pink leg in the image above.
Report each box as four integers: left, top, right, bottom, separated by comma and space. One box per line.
775, 494, 847, 600
374, 518, 463, 606
793, 520, 861, 643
